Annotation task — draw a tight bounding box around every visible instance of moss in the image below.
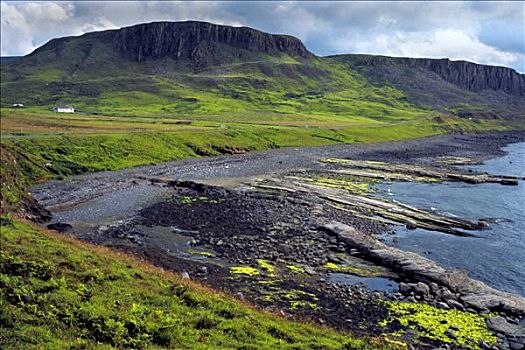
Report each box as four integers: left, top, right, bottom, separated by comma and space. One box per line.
229, 266, 260, 276
257, 259, 277, 277
258, 283, 319, 311
177, 195, 219, 205
258, 279, 283, 285
323, 262, 384, 278
321, 158, 354, 164
186, 249, 216, 257
282, 289, 317, 301
383, 337, 407, 347
287, 175, 372, 195
289, 300, 318, 310
286, 264, 305, 273
380, 301, 497, 349
313, 177, 371, 194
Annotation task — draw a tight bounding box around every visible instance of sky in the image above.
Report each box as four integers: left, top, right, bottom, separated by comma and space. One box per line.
1, 1, 524, 72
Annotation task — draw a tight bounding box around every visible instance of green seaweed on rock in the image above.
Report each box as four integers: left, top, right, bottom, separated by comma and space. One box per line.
379, 301, 497, 349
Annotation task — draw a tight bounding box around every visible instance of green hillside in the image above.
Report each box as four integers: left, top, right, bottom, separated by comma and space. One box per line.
0, 34, 429, 123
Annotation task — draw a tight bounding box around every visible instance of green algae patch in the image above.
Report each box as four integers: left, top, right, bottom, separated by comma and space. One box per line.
258, 279, 283, 285
380, 301, 497, 349
321, 159, 386, 166
321, 158, 354, 164
323, 262, 384, 278
286, 264, 305, 273
287, 175, 372, 195
289, 300, 318, 310
176, 195, 220, 205
257, 259, 277, 277
186, 249, 216, 257
261, 287, 319, 311
313, 177, 371, 194
230, 266, 260, 276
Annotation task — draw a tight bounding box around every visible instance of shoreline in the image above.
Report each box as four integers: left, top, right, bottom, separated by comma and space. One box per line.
32, 130, 525, 210
31, 130, 525, 348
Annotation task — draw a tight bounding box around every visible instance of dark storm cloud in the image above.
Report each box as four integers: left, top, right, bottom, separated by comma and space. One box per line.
1, 1, 524, 72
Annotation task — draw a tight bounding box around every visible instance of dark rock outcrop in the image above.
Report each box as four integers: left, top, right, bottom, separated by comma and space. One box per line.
47, 222, 74, 233
323, 222, 525, 317
350, 55, 525, 96
112, 21, 313, 64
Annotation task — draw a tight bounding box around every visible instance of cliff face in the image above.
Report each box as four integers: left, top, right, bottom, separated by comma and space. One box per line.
112, 21, 313, 64
411, 58, 525, 96
354, 56, 525, 96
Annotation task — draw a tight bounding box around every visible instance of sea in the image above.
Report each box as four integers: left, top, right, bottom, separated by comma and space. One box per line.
376, 142, 525, 296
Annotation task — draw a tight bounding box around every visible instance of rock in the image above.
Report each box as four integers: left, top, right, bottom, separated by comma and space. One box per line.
323, 222, 525, 316
198, 266, 208, 274
437, 302, 450, 309
509, 342, 524, 350
47, 222, 73, 233
181, 272, 190, 280
405, 296, 417, 303
369, 56, 525, 96
113, 21, 313, 67
304, 266, 316, 275
442, 290, 457, 302
445, 330, 457, 339
19, 197, 52, 223
413, 282, 430, 296
447, 299, 465, 311
405, 222, 417, 230
486, 317, 525, 338
479, 340, 492, 349
429, 282, 441, 296
399, 282, 412, 294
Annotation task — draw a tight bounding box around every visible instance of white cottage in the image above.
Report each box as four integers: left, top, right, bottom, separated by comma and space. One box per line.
53, 105, 75, 113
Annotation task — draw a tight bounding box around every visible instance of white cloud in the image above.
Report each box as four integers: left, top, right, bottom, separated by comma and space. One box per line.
338, 29, 520, 68
1, 1, 523, 72
1, 1, 117, 56
1, 2, 32, 55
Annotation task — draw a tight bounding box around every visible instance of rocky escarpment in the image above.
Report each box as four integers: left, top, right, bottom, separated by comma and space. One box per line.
112, 21, 313, 65
412, 58, 525, 96
351, 55, 525, 96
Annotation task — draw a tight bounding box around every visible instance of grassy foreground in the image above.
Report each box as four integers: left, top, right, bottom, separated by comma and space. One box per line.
0, 217, 393, 350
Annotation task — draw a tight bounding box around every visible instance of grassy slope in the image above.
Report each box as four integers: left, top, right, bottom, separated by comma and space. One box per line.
0, 33, 432, 122
1, 217, 394, 350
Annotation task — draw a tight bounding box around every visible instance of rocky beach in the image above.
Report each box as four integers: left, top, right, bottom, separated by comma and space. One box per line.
29, 131, 525, 349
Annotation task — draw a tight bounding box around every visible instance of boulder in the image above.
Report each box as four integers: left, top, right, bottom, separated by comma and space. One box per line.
47, 222, 73, 233
486, 317, 525, 338
413, 282, 430, 296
